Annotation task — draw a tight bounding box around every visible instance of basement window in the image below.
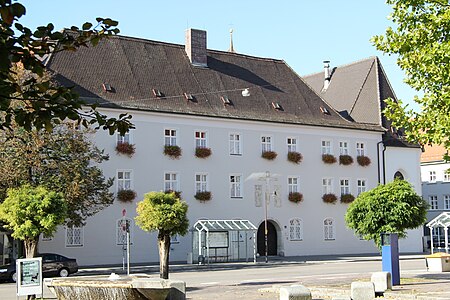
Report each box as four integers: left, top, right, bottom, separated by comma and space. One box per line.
102, 83, 112, 92
272, 102, 283, 111
152, 89, 163, 98
221, 96, 233, 106
320, 106, 330, 115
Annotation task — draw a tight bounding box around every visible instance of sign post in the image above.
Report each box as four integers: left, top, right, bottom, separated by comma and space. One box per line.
17, 257, 43, 297
121, 209, 131, 276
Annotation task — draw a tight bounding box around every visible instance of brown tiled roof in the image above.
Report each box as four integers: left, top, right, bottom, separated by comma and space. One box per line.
46, 35, 382, 131
421, 144, 447, 163
303, 57, 396, 128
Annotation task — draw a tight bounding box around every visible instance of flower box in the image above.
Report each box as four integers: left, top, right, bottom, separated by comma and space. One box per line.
194, 191, 212, 201
117, 189, 137, 203
195, 147, 212, 158
287, 151, 303, 164
116, 142, 135, 157
340, 193, 355, 203
322, 154, 337, 164
164, 145, 182, 159
322, 193, 337, 204
165, 190, 182, 199
357, 155, 371, 166
261, 151, 277, 160
288, 192, 303, 203
339, 154, 353, 165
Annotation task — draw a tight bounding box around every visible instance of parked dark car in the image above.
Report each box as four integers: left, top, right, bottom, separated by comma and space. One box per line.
0, 253, 78, 282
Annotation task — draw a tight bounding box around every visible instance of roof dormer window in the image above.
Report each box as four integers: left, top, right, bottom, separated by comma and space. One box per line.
153, 89, 163, 98
221, 96, 233, 106
184, 93, 195, 102
272, 102, 283, 111
320, 106, 330, 115
102, 83, 112, 92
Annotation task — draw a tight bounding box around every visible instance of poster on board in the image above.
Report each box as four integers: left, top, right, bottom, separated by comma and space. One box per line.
16, 257, 42, 297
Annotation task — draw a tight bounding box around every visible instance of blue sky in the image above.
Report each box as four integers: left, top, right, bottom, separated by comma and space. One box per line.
21, 0, 419, 111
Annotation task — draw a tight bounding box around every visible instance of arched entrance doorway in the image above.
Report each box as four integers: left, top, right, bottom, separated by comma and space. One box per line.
257, 221, 277, 256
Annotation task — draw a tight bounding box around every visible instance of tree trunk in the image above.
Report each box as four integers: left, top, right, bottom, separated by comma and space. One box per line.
24, 238, 38, 258
158, 232, 171, 279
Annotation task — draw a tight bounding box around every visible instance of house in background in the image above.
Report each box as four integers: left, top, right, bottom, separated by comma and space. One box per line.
421, 144, 450, 249
37, 29, 423, 266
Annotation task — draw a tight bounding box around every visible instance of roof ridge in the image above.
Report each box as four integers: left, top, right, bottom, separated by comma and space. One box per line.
303, 56, 379, 78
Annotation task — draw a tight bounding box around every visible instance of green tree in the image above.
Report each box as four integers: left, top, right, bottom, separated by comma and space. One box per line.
373, 0, 450, 153
135, 192, 189, 279
0, 185, 66, 258
0, 0, 133, 134
345, 179, 428, 249
0, 123, 114, 226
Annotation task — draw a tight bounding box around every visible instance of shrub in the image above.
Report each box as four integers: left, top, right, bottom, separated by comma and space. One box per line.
288, 192, 303, 203
194, 191, 212, 201
322, 193, 337, 204
117, 189, 137, 203
322, 154, 337, 164
195, 147, 212, 158
261, 151, 277, 160
339, 154, 353, 165
287, 151, 303, 164
116, 142, 135, 157
357, 155, 371, 166
164, 145, 182, 159
340, 194, 355, 203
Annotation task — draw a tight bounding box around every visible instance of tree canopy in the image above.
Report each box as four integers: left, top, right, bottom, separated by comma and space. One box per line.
345, 179, 428, 249
135, 191, 189, 279
0, 184, 66, 257
0, 123, 114, 226
0, 0, 133, 134
373, 0, 450, 154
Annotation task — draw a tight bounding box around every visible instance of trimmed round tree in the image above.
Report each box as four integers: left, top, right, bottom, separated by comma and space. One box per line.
135, 191, 189, 279
0, 185, 67, 258
345, 179, 428, 249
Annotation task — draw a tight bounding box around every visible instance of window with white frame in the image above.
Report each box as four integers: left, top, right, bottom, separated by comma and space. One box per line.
171, 234, 180, 244
356, 142, 365, 156
321, 140, 332, 155
41, 233, 53, 242
66, 226, 83, 247
324, 218, 335, 240
261, 136, 273, 153
117, 132, 130, 144
117, 170, 132, 191
117, 218, 133, 245
195, 131, 207, 148
288, 176, 299, 193
322, 178, 333, 194
287, 137, 297, 152
340, 179, 350, 195
230, 174, 242, 198
229, 133, 242, 155
195, 173, 208, 192
429, 171, 437, 183
444, 195, 450, 210
429, 195, 438, 210
164, 172, 179, 192
339, 141, 349, 155
164, 129, 177, 146
357, 179, 366, 195
444, 171, 450, 182
289, 218, 303, 241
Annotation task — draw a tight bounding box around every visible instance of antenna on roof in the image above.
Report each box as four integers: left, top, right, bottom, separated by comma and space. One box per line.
228, 29, 235, 53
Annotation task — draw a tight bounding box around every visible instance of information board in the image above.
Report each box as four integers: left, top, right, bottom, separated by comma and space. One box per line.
209, 231, 228, 248
17, 257, 42, 297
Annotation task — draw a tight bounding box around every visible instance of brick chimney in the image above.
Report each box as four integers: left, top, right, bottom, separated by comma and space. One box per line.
185, 28, 207, 67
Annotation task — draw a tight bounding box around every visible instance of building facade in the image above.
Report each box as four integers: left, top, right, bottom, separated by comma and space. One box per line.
37, 29, 423, 265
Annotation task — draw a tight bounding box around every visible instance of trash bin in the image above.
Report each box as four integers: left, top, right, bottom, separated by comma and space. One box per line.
426, 253, 450, 272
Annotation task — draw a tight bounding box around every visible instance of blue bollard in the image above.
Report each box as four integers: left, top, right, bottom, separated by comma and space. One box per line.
381, 233, 400, 286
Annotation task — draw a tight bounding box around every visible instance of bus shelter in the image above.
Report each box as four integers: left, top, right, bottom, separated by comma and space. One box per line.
192, 219, 257, 264
427, 212, 450, 254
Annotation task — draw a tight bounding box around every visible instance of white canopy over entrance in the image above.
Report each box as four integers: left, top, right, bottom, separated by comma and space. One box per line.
193, 219, 257, 264
427, 212, 450, 254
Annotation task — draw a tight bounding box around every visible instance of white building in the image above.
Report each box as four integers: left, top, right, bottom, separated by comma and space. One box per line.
37, 29, 423, 266
420, 144, 450, 249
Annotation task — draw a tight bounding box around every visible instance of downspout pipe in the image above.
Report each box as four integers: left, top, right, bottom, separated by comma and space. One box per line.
377, 140, 386, 184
